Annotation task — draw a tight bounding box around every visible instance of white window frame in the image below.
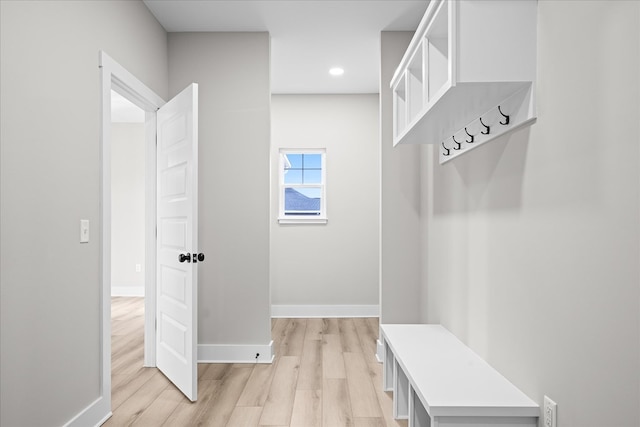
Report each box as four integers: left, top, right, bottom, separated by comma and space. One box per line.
278, 148, 327, 224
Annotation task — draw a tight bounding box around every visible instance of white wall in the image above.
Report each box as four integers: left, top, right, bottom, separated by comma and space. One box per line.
379, 32, 423, 324
111, 123, 145, 296
167, 33, 272, 348
419, 1, 640, 426
0, 1, 167, 426
270, 95, 380, 314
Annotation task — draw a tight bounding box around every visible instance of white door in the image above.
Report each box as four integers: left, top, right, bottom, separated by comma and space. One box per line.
156, 83, 199, 401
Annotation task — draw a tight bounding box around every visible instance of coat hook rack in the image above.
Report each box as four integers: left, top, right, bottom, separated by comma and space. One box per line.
441, 141, 450, 156
498, 106, 510, 125
452, 135, 462, 150
438, 85, 535, 165
479, 117, 490, 135
465, 127, 474, 143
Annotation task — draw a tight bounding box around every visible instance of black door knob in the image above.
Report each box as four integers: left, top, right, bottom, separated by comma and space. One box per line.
179, 253, 191, 263
197, 253, 205, 262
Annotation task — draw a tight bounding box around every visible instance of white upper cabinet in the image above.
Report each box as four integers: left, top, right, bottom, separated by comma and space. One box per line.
390, 0, 537, 164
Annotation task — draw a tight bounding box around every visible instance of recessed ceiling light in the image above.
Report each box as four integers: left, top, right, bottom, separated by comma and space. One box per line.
329, 67, 344, 76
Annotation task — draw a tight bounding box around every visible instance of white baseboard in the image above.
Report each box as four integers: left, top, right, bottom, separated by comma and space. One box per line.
63, 396, 111, 427
111, 286, 144, 297
271, 304, 379, 318
198, 341, 274, 364
376, 339, 384, 363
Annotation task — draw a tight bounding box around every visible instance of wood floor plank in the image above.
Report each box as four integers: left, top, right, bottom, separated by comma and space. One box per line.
322, 318, 340, 335
121, 306, 145, 321
104, 371, 172, 426
353, 318, 379, 364
200, 367, 254, 427
236, 360, 278, 406
322, 379, 353, 427
344, 352, 382, 418
111, 297, 142, 319
112, 328, 142, 348
297, 339, 322, 390
197, 363, 207, 379
112, 327, 143, 356
272, 318, 288, 348
113, 347, 145, 379
367, 362, 408, 427
366, 317, 379, 335
199, 363, 232, 380
322, 334, 346, 379
130, 388, 184, 427
112, 365, 148, 392
323, 333, 342, 353
354, 417, 385, 427
112, 319, 141, 337
259, 356, 300, 426
111, 368, 159, 410
227, 406, 264, 427
233, 363, 257, 369
305, 319, 324, 341
289, 389, 322, 427
338, 318, 363, 354
280, 318, 307, 357
161, 379, 220, 426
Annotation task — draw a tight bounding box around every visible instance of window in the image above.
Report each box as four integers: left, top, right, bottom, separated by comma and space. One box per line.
278, 149, 327, 224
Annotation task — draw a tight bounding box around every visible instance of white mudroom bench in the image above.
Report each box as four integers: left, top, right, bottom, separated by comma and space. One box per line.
380, 324, 539, 427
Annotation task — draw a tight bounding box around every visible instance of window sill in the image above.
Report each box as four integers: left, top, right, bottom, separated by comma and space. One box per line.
278, 217, 328, 225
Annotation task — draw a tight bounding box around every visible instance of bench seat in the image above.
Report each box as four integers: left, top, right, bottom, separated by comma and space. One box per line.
380, 324, 539, 427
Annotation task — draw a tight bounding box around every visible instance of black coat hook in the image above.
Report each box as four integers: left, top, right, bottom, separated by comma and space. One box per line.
480, 117, 490, 135
452, 135, 462, 150
441, 141, 450, 156
498, 106, 510, 125
465, 127, 474, 143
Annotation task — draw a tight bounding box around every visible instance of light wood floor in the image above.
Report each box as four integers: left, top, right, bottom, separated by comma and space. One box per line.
105, 297, 406, 427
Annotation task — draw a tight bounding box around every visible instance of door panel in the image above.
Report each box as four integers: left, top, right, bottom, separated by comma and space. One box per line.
156, 83, 198, 402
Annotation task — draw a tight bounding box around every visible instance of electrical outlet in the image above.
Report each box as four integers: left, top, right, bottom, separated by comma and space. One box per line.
544, 396, 557, 427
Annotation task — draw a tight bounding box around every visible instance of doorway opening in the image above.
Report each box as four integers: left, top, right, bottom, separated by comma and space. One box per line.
99, 51, 165, 413
109, 90, 147, 401
100, 51, 200, 410
110, 90, 146, 299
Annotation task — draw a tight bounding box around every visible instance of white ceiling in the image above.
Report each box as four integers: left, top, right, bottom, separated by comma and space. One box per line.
143, 0, 428, 94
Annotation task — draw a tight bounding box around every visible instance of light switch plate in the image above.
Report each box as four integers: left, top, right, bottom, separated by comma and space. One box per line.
80, 220, 90, 243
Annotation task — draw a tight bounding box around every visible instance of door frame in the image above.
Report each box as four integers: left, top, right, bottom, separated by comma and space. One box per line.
99, 51, 165, 408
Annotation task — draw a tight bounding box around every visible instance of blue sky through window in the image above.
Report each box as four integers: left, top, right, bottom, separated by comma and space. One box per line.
284, 153, 322, 185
